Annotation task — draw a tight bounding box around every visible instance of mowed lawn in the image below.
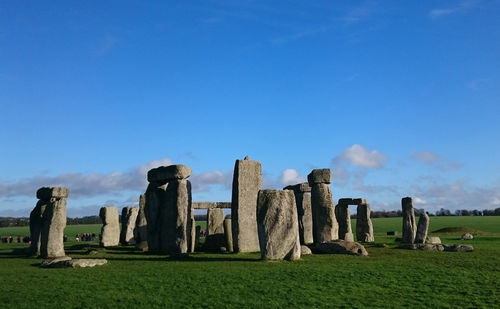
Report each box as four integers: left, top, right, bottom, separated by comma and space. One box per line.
0, 216, 499, 308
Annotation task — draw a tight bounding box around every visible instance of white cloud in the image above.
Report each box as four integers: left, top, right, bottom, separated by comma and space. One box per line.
333, 144, 387, 168
280, 169, 305, 187
429, 0, 479, 19
411, 151, 462, 171
190, 170, 233, 192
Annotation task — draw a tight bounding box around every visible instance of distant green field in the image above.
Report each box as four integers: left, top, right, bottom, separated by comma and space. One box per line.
0, 216, 498, 308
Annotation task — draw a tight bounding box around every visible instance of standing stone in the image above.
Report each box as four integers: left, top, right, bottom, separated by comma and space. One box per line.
134, 194, 148, 249
99, 206, 120, 247
195, 226, 201, 250
356, 203, 374, 242
256, 190, 301, 260
120, 207, 139, 245
231, 156, 262, 253
144, 182, 166, 252
29, 200, 47, 255
39, 187, 69, 258
284, 183, 313, 245
335, 203, 352, 241
189, 215, 196, 253
402, 197, 417, 244
204, 208, 225, 251
224, 218, 233, 252
415, 212, 430, 244
308, 169, 338, 244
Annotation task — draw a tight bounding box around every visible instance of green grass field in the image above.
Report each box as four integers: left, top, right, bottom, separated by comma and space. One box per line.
0, 216, 499, 308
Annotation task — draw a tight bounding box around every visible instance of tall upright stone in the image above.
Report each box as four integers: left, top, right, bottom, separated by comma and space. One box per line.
308, 169, 338, 244
37, 187, 69, 258
257, 190, 301, 261
203, 208, 225, 251
356, 203, 374, 242
231, 156, 262, 253
120, 207, 139, 245
100, 206, 120, 247
29, 200, 47, 255
335, 203, 352, 241
284, 183, 313, 245
402, 197, 417, 244
415, 212, 430, 244
145, 164, 193, 255
134, 194, 148, 249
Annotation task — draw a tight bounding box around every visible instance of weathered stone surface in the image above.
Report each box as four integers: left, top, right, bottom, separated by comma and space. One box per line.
134, 194, 148, 249
40, 197, 67, 258
192, 202, 231, 209
399, 243, 445, 251
147, 165, 192, 183
344, 232, 354, 242
231, 157, 262, 253
335, 203, 352, 241
41, 257, 107, 268
204, 208, 225, 251
461, 233, 474, 240
426, 236, 442, 244
356, 204, 374, 242
144, 183, 167, 252
307, 169, 331, 184
120, 207, 139, 245
36, 187, 69, 200
99, 206, 120, 247
415, 213, 430, 244
301, 245, 312, 255
29, 200, 47, 255
352, 198, 367, 205
312, 240, 368, 256
310, 183, 338, 243
443, 244, 474, 252
402, 197, 417, 244
40, 256, 72, 268
284, 182, 311, 193
338, 198, 353, 205
189, 215, 196, 253
257, 190, 301, 261
224, 218, 233, 252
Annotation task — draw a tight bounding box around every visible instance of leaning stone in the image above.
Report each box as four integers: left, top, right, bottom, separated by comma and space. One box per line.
312, 240, 368, 256
120, 207, 139, 245
224, 218, 233, 252
257, 190, 301, 261
147, 165, 192, 183
426, 236, 442, 244
401, 197, 417, 243
231, 157, 262, 253
301, 245, 312, 255
204, 208, 225, 252
40, 197, 67, 258
444, 244, 474, 252
99, 206, 120, 247
36, 187, 70, 200
415, 213, 430, 244
68, 259, 107, 268
307, 168, 331, 184
461, 233, 474, 240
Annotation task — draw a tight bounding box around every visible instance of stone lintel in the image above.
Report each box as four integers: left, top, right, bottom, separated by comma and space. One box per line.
147, 164, 192, 183
192, 202, 231, 209
283, 182, 311, 193
36, 187, 70, 200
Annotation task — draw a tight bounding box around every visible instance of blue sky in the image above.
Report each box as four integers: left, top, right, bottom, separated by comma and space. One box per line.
1, 1, 499, 217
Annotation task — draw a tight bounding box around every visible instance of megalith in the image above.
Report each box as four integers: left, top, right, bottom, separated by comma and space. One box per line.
356, 202, 374, 242
29, 200, 47, 255
231, 156, 262, 253
204, 208, 225, 251
120, 207, 139, 245
335, 200, 352, 241
256, 190, 301, 261
100, 206, 120, 247
145, 164, 193, 254
308, 169, 338, 244
402, 197, 417, 244
284, 182, 313, 245
224, 218, 233, 252
415, 212, 430, 244
134, 194, 148, 249
36, 187, 69, 258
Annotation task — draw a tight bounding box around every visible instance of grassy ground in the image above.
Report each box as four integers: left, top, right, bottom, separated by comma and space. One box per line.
0, 217, 499, 308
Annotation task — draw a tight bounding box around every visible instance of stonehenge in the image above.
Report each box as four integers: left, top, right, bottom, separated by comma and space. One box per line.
120, 207, 139, 245
30, 187, 69, 258
145, 164, 193, 255
256, 190, 301, 261
308, 168, 338, 244
99, 206, 120, 247
336, 198, 374, 242
231, 156, 262, 253
402, 197, 417, 244
284, 182, 313, 245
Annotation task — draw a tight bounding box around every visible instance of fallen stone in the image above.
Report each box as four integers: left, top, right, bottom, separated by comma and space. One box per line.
312, 240, 368, 256
40, 256, 72, 268
426, 236, 442, 244
257, 190, 301, 261
301, 245, 312, 255
444, 244, 474, 252
307, 168, 331, 184
461, 233, 474, 240
41, 257, 108, 268
147, 165, 192, 183
36, 187, 70, 200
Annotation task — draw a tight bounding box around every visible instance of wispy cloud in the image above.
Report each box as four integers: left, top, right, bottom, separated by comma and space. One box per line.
411, 151, 463, 171
333, 144, 387, 168
280, 169, 306, 187
429, 0, 480, 19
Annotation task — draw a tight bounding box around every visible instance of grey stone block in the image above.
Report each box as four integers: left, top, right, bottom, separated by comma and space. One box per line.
36, 187, 69, 200
311, 183, 338, 243
40, 198, 67, 258
99, 206, 120, 247
402, 197, 417, 244
307, 169, 331, 185
147, 164, 192, 183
